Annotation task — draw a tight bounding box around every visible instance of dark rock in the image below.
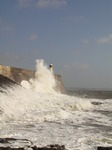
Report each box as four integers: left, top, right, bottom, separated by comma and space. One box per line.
0, 138, 65, 150
97, 147, 112, 150
0, 138, 17, 143
31, 146, 38, 150
0, 75, 18, 88
36, 144, 65, 150
0, 138, 33, 145
0, 145, 66, 150
0, 147, 24, 150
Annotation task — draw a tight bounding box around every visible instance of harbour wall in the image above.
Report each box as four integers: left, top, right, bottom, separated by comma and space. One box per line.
0, 64, 65, 93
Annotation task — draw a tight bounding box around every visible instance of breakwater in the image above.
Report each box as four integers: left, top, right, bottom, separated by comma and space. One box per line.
0, 64, 65, 93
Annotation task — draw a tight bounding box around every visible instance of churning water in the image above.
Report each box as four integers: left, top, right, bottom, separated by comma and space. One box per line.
0, 59, 112, 150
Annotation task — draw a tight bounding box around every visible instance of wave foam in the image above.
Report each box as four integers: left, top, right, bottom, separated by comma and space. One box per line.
0, 59, 93, 123
21, 59, 56, 94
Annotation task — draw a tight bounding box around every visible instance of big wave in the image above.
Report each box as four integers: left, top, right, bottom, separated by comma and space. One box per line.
0, 59, 93, 123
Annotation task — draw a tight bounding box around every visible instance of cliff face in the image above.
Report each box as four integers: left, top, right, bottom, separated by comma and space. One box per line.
0, 65, 35, 84
0, 64, 65, 93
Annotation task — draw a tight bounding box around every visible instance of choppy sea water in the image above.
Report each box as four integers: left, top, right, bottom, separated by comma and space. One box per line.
0, 60, 112, 150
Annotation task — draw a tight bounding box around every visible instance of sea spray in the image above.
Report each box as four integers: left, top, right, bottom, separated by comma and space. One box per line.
21, 59, 56, 94
3, 60, 112, 150
0, 59, 92, 123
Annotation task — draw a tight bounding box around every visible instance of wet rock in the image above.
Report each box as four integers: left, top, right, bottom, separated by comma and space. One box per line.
0, 138, 33, 149
0, 138, 65, 150
97, 147, 112, 150
32, 144, 65, 150
0, 147, 24, 150
0, 145, 65, 150
0, 138, 17, 143
0, 75, 19, 88
0, 138, 32, 144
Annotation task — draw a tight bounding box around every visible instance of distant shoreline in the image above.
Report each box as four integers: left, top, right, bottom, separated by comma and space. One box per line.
65, 87, 112, 92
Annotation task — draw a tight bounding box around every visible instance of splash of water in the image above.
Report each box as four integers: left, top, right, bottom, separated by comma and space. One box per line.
21, 59, 56, 94
0, 59, 93, 123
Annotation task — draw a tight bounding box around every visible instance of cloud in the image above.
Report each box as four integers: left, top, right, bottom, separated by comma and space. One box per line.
29, 34, 38, 41
0, 19, 14, 33
64, 62, 90, 70
37, 0, 67, 8
0, 52, 21, 65
81, 39, 89, 45
61, 15, 84, 23
17, 0, 67, 9
18, 0, 34, 8
96, 33, 112, 44
73, 63, 89, 70
2, 26, 14, 32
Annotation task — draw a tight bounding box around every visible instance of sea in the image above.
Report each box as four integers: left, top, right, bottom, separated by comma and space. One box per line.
0, 59, 112, 150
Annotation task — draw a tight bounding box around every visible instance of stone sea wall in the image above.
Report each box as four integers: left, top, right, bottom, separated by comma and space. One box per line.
0, 64, 65, 93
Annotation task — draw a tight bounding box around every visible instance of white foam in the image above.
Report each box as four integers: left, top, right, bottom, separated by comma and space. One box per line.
0, 59, 93, 122
21, 59, 56, 94
0, 59, 96, 150
0, 84, 93, 123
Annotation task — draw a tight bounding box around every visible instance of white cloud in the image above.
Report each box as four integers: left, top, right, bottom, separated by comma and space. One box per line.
61, 15, 85, 23
2, 26, 14, 32
64, 62, 90, 70
29, 34, 38, 41
63, 64, 70, 69
96, 33, 112, 44
0, 52, 20, 64
37, 0, 67, 8
0, 19, 14, 33
73, 63, 89, 70
18, 0, 34, 8
81, 39, 89, 45
17, 0, 67, 9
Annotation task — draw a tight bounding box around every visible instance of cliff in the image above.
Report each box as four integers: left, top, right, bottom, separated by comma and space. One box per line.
0, 64, 65, 93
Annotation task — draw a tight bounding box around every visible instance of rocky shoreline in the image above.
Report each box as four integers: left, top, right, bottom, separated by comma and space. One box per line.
0, 76, 66, 150
0, 74, 18, 88
0, 138, 65, 150
0, 138, 112, 150
0, 75, 112, 150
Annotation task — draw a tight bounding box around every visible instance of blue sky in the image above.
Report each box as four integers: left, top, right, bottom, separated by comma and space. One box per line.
0, 0, 112, 89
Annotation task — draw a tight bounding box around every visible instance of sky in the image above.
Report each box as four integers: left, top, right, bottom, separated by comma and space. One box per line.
0, 0, 112, 89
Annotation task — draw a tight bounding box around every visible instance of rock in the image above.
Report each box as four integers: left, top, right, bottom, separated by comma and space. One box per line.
0, 145, 66, 150
0, 138, 17, 143
0, 138, 66, 150
32, 144, 65, 150
0, 147, 24, 150
0, 145, 65, 150
97, 147, 112, 150
0, 75, 18, 88
0, 138, 33, 149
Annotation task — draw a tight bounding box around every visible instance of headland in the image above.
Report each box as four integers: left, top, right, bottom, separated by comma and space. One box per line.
0, 64, 65, 93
